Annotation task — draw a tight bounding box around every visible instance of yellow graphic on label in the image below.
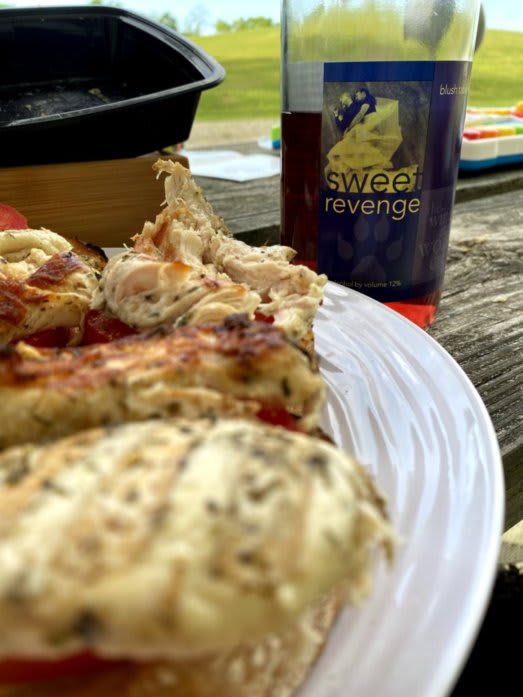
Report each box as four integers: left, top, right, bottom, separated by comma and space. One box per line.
324, 89, 419, 194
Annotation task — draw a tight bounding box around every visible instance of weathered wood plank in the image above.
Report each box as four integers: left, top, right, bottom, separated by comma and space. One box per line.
430, 189, 523, 529
456, 165, 523, 203
193, 159, 523, 240
192, 142, 523, 206
193, 175, 280, 243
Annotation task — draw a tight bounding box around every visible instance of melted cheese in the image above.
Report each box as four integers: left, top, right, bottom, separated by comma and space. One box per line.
0, 417, 395, 660
0, 229, 101, 344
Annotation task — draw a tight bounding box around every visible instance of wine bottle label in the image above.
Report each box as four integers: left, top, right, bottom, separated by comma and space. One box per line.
318, 61, 471, 301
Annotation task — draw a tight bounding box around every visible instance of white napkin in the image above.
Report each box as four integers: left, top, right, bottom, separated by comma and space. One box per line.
180, 149, 280, 182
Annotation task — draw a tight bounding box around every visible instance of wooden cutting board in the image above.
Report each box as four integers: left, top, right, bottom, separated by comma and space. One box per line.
0, 153, 189, 247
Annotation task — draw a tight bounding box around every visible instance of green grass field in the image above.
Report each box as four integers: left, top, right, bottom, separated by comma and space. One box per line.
192, 26, 522, 121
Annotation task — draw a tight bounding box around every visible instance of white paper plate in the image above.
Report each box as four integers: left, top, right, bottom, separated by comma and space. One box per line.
300, 282, 505, 697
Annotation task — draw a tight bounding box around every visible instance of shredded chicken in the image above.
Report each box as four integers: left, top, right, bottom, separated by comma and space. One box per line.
93, 161, 327, 352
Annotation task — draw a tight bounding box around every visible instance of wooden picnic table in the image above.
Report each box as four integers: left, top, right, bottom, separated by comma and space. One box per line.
191, 153, 523, 532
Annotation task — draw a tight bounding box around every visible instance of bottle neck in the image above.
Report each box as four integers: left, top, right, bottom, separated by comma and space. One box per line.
281, 1, 481, 63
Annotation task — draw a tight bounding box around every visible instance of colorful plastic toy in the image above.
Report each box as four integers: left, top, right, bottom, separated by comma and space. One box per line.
460, 101, 523, 171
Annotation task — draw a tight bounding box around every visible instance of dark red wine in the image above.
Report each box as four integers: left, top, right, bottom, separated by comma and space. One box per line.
281, 110, 440, 329
281, 111, 322, 267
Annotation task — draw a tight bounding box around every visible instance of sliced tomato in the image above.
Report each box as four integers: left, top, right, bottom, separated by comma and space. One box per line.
82, 309, 138, 345
254, 311, 274, 324
0, 203, 28, 231
17, 326, 73, 348
256, 407, 301, 432
0, 651, 128, 686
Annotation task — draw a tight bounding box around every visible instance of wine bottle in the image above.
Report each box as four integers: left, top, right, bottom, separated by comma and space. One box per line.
280, 0, 482, 329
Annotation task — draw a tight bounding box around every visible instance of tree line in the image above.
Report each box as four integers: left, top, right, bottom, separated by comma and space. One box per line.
85, 1, 276, 35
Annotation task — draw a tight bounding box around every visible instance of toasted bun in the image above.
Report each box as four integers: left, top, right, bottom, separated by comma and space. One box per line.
0, 593, 339, 697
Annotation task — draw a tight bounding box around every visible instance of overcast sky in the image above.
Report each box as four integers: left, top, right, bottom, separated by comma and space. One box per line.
4, 0, 523, 33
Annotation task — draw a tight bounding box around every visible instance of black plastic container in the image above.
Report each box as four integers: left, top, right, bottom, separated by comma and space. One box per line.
0, 5, 225, 166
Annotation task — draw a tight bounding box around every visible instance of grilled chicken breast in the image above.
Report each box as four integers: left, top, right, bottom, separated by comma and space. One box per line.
93, 161, 327, 355
0, 315, 325, 449
0, 229, 106, 345
0, 417, 395, 660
